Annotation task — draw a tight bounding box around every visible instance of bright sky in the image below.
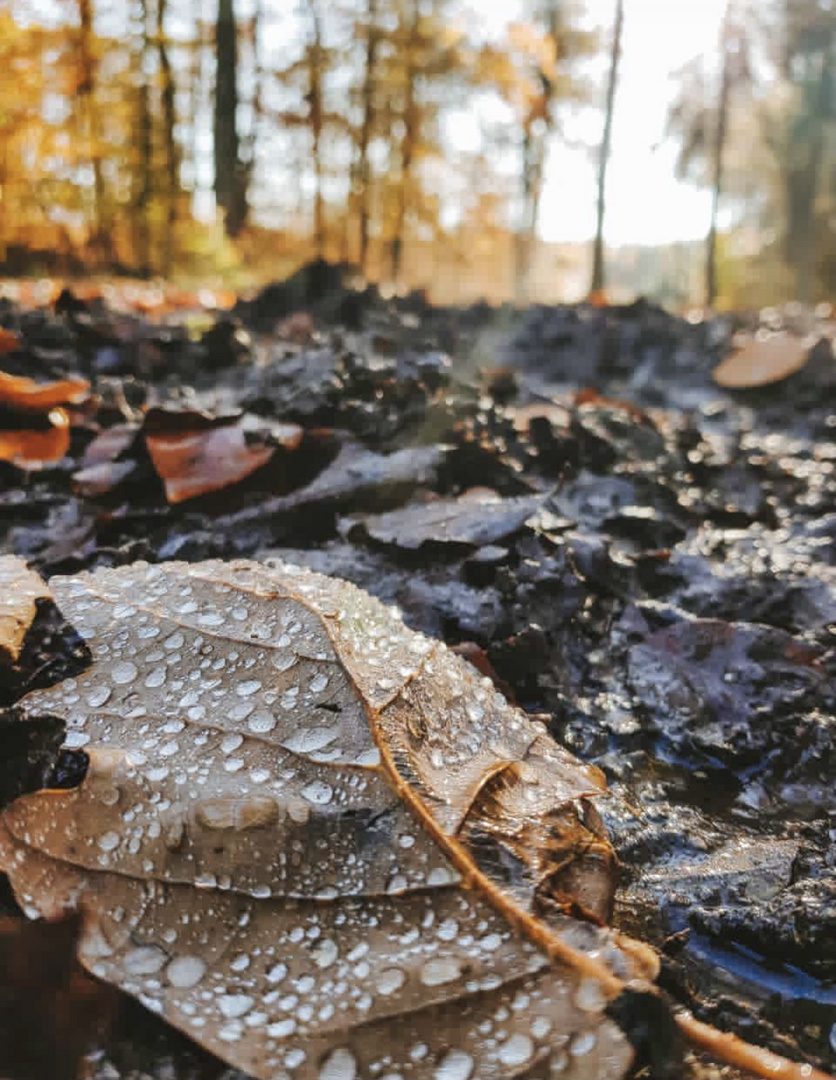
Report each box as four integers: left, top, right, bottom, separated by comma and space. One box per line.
540, 0, 729, 246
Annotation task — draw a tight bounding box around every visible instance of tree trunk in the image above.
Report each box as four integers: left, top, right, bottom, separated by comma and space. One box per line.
214, 0, 247, 238
357, 0, 379, 275
157, 0, 180, 275
134, 0, 154, 273
515, 0, 560, 304
590, 0, 623, 297
706, 5, 733, 310
307, 0, 325, 257
77, 0, 109, 265
391, 1, 420, 287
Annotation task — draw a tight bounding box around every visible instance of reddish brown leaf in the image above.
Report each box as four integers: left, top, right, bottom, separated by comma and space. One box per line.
0, 327, 21, 356
0, 411, 71, 466
143, 409, 276, 504
712, 332, 811, 388
0, 371, 90, 412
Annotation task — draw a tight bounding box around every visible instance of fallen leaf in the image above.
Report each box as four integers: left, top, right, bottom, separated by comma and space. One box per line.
712, 332, 812, 388
0, 561, 827, 1080
0, 371, 90, 412
349, 489, 546, 550
143, 408, 277, 504
81, 424, 140, 468
0, 328, 21, 355
0, 558, 659, 1080
0, 556, 50, 665
217, 441, 447, 527
0, 411, 71, 466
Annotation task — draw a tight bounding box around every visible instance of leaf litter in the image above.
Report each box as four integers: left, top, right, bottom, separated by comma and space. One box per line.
1, 276, 836, 1078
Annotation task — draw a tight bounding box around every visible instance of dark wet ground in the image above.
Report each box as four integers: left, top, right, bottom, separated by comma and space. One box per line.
0, 266, 835, 1078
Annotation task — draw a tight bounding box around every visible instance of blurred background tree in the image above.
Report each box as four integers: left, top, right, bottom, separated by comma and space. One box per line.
0, 0, 832, 305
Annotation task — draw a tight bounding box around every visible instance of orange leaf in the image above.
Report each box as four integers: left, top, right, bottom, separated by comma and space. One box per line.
0, 410, 70, 466
145, 419, 274, 503
712, 332, 811, 388
0, 328, 20, 355
0, 371, 90, 412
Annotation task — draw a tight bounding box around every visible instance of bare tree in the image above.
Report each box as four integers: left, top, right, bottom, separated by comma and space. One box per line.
590, 0, 623, 296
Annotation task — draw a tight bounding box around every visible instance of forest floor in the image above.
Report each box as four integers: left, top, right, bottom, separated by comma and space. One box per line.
0, 263, 835, 1079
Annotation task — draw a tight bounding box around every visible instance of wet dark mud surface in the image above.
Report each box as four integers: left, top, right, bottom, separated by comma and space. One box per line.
0, 267, 835, 1078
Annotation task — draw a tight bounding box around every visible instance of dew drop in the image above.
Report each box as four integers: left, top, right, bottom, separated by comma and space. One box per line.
312, 939, 338, 968
319, 1047, 357, 1080
497, 1033, 534, 1068
570, 1031, 597, 1057
236, 679, 262, 698
434, 1049, 474, 1080
420, 957, 462, 987
123, 945, 167, 975
86, 685, 112, 707
111, 660, 138, 685
248, 711, 277, 734
267, 1018, 297, 1039
376, 968, 406, 996
575, 976, 606, 1013
166, 955, 207, 988
97, 830, 120, 852
144, 668, 167, 689
219, 994, 254, 1019
301, 780, 333, 805
266, 962, 288, 984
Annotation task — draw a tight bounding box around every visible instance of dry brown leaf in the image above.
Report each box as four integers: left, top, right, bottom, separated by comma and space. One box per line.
0, 559, 829, 1080
143, 409, 277, 504
0, 555, 50, 664
712, 332, 812, 388
0, 371, 90, 412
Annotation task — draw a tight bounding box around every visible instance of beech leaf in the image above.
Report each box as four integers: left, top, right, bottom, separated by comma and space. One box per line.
0, 559, 830, 1080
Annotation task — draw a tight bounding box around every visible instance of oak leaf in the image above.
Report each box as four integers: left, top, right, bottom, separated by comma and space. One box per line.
0, 559, 830, 1080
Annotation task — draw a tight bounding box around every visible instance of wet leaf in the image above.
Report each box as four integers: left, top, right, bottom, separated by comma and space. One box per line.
349, 489, 547, 550
0, 328, 21, 356
0, 557, 659, 1080
217, 441, 447, 527
0, 411, 71, 466
0, 371, 90, 412
0, 556, 50, 665
143, 408, 278, 504
712, 332, 812, 388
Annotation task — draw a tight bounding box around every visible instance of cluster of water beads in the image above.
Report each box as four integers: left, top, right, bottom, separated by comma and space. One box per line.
0, 559, 640, 1079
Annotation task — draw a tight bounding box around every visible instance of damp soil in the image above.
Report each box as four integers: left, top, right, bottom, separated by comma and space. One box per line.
0, 265, 835, 1079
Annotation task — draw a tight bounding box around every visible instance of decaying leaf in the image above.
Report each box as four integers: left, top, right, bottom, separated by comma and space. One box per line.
712, 332, 812, 388
0, 371, 90, 412
0, 414, 72, 467
143, 408, 277, 504
0, 559, 829, 1080
0, 555, 51, 665
347, 489, 547, 550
